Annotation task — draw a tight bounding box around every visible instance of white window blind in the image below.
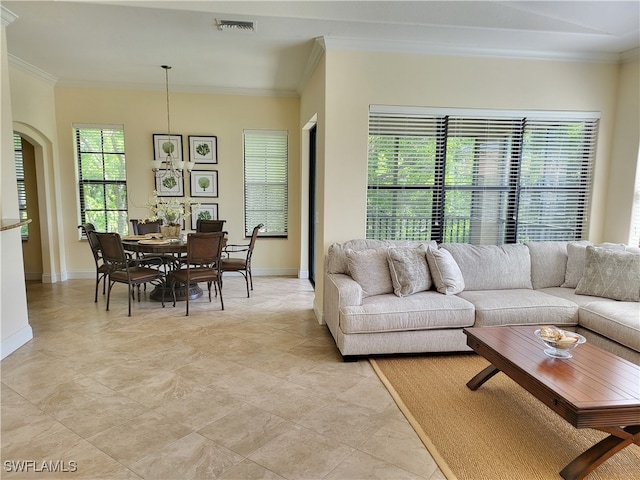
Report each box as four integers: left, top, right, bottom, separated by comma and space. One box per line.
630, 158, 640, 247
243, 130, 288, 237
367, 107, 599, 244
75, 125, 128, 235
14, 134, 29, 240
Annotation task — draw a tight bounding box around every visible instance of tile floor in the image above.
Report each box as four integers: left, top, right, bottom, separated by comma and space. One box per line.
1, 276, 444, 479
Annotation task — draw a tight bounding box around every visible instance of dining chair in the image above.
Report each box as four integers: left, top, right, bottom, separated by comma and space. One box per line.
95, 232, 166, 316
78, 223, 109, 302
196, 219, 226, 233
168, 232, 226, 315
221, 223, 264, 298
130, 219, 162, 235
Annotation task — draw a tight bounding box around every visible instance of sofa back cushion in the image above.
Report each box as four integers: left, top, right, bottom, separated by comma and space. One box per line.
441, 243, 532, 291
346, 248, 394, 297
562, 241, 625, 288
526, 241, 569, 289
387, 245, 432, 297
426, 247, 465, 295
327, 239, 437, 275
575, 246, 640, 301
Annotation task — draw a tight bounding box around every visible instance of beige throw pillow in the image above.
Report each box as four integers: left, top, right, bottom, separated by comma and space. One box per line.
562, 241, 625, 288
575, 246, 640, 301
387, 245, 431, 297
426, 247, 465, 295
346, 248, 393, 297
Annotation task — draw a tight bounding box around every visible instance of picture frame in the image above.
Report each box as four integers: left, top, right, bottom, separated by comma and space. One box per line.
189, 135, 217, 164
190, 170, 218, 197
153, 134, 183, 162
191, 203, 219, 230
154, 170, 184, 197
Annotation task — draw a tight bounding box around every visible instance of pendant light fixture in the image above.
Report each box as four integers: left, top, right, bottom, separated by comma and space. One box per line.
151, 65, 195, 176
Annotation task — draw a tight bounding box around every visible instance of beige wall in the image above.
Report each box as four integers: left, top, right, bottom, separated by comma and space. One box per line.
300, 53, 326, 317
321, 51, 623, 249
604, 57, 640, 243
54, 87, 301, 277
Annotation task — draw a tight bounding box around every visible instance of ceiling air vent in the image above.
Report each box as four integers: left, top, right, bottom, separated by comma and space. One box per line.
216, 19, 256, 32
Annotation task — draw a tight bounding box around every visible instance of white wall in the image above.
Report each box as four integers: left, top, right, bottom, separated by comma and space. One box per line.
1, 15, 32, 359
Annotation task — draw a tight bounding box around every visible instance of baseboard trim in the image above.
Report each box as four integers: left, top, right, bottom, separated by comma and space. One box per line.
1, 325, 34, 360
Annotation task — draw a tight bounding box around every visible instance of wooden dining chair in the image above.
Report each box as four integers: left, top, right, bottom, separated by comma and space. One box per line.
78, 223, 110, 302
221, 223, 264, 297
168, 232, 226, 315
196, 219, 226, 233
95, 232, 166, 316
130, 219, 162, 235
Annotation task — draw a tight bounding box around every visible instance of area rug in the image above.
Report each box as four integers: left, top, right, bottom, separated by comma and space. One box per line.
371, 354, 640, 480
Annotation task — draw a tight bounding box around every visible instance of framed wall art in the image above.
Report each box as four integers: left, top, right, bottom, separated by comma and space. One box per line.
153, 134, 183, 162
154, 170, 184, 197
190, 170, 218, 197
189, 135, 217, 164
191, 203, 219, 230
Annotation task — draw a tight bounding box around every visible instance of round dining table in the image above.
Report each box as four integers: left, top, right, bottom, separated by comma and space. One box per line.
121, 238, 202, 302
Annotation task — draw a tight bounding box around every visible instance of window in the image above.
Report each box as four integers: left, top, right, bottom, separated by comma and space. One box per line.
14, 134, 29, 240
630, 157, 640, 247
367, 106, 598, 244
75, 124, 128, 235
243, 130, 288, 237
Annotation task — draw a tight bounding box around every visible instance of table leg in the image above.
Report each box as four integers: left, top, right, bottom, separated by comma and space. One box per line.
560, 425, 640, 480
466, 364, 500, 391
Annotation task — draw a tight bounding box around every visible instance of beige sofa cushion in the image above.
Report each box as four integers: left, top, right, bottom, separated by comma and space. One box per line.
575, 246, 640, 301
579, 301, 640, 352
442, 243, 532, 291
387, 245, 432, 297
459, 289, 579, 327
346, 248, 393, 297
340, 291, 475, 334
562, 241, 625, 288
526, 241, 568, 289
426, 247, 465, 295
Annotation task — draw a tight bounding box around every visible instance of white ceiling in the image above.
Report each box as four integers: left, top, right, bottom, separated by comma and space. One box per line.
3, 1, 639, 96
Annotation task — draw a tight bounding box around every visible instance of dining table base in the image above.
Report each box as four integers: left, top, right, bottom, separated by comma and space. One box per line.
149, 282, 203, 302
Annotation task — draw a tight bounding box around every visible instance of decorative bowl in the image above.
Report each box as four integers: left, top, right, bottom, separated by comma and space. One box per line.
534, 328, 586, 359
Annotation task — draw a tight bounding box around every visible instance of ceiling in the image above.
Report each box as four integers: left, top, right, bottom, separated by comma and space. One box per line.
3, 1, 639, 96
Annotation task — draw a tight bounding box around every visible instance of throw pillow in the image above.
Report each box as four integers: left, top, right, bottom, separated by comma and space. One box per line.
426, 247, 465, 295
346, 248, 394, 297
387, 245, 431, 297
562, 241, 625, 288
575, 246, 640, 301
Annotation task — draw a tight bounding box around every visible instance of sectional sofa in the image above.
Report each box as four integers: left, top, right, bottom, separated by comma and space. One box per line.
324, 240, 640, 364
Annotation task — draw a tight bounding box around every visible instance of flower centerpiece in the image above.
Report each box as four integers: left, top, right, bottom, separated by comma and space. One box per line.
144, 191, 199, 238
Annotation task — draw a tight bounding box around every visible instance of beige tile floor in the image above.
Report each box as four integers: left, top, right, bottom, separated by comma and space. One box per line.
1, 276, 444, 480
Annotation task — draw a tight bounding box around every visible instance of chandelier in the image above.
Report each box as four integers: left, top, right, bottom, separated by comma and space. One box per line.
151, 65, 195, 176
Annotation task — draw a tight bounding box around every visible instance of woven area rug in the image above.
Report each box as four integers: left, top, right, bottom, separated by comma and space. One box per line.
371, 354, 640, 480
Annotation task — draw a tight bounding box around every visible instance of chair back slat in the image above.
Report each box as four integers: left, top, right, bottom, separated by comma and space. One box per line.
131, 219, 162, 235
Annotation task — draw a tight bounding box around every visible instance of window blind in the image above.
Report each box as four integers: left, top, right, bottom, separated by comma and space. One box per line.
14, 134, 29, 240
75, 125, 128, 235
243, 130, 288, 237
367, 107, 599, 244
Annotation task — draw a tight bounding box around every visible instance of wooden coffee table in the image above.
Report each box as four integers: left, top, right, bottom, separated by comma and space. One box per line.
463, 326, 640, 480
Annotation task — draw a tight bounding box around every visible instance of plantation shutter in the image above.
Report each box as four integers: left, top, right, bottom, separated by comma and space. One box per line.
518, 118, 598, 242
14, 134, 29, 240
75, 124, 128, 235
243, 130, 288, 237
367, 111, 444, 240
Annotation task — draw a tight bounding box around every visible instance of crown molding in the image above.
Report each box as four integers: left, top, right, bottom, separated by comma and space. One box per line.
296, 37, 327, 94
321, 36, 624, 65
54, 78, 298, 98
1, 6, 18, 28
8, 55, 58, 85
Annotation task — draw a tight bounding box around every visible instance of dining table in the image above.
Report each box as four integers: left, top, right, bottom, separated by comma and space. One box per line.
121, 236, 201, 302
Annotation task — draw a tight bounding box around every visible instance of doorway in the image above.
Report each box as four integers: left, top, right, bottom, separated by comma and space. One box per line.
308, 124, 317, 286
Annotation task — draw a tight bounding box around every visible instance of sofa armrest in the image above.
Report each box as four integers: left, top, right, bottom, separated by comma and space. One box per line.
324, 273, 363, 338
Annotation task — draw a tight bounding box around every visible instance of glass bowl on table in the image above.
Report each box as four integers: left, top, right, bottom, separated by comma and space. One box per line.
534, 326, 586, 359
